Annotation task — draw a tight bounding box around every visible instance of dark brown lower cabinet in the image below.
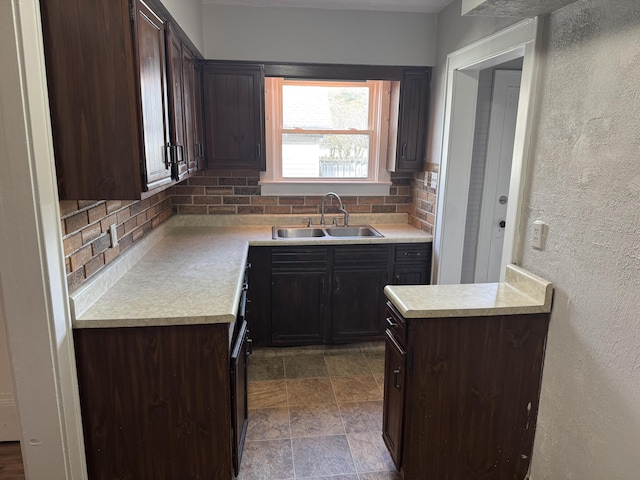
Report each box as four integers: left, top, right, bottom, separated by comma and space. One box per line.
331, 245, 389, 343
74, 324, 235, 480
248, 243, 432, 347
382, 301, 550, 479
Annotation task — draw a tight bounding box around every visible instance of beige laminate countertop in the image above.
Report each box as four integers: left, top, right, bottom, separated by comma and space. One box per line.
384, 264, 553, 319
71, 214, 432, 329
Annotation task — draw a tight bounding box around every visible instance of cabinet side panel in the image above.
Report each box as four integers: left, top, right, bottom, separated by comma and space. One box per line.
40, 0, 142, 199
74, 324, 233, 480
403, 314, 549, 479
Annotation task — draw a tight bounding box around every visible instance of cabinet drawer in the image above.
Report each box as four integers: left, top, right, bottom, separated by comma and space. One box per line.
385, 302, 407, 348
334, 245, 389, 268
394, 244, 431, 263
271, 247, 328, 271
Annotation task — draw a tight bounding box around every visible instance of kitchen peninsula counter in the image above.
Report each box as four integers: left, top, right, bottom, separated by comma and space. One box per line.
70, 214, 432, 329
384, 264, 553, 318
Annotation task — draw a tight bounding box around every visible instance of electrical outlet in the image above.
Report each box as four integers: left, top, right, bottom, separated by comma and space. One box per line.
532, 221, 545, 249
109, 223, 118, 247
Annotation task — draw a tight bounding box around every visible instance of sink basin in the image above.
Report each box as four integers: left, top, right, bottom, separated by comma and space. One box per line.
325, 225, 383, 237
272, 226, 326, 239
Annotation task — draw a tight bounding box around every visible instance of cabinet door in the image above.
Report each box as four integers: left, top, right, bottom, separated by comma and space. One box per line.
331, 269, 388, 342
203, 64, 266, 170
396, 69, 430, 171
382, 329, 406, 469
230, 320, 249, 477
247, 247, 271, 347
166, 24, 188, 181
193, 62, 206, 169
181, 48, 200, 174
391, 243, 432, 286
271, 272, 327, 345
135, 1, 172, 191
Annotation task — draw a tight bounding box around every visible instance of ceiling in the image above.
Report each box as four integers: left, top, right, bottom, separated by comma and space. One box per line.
201, 0, 457, 14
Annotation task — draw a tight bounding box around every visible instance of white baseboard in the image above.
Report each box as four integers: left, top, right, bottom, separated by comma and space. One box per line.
0, 393, 19, 441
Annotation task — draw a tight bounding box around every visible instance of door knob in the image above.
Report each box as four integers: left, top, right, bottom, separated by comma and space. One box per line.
499, 220, 506, 228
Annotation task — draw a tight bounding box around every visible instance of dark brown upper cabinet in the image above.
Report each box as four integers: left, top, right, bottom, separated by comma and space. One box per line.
135, 0, 173, 192
165, 23, 188, 182
202, 64, 266, 170
396, 69, 431, 172
40, 0, 202, 200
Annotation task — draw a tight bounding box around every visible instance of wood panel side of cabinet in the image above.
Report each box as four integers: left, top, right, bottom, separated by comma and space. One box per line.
73, 324, 233, 480
40, 0, 143, 199
401, 313, 550, 479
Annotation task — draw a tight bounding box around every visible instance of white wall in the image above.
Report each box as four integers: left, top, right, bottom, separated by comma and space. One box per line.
434, 0, 640, 478
0, 301, 18, 441
202, 5, 437, 65
162, 0, 205, 53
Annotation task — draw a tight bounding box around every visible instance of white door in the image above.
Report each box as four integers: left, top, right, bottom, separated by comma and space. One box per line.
474, 70, 521, 283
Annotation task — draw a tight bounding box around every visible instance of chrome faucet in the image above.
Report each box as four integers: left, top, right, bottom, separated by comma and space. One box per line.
320, 192, 349, 227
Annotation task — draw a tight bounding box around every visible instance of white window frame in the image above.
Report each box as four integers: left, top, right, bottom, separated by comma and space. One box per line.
260, 77, 392, 196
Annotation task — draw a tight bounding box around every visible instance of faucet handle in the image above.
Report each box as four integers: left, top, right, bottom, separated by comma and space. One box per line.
302, 217, 312, 227
332, 217, 343, 227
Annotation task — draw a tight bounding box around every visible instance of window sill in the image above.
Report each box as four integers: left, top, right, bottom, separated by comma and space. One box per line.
259, 181, 392, 197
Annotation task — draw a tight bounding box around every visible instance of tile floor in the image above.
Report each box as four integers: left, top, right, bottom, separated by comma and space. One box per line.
242, 342, 400, 480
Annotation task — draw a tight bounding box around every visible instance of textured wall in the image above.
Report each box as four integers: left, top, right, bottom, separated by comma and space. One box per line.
519, 1, 640, 477
202, 5, 437, 66
427, 0, 517, 166
434, 0, 640, 478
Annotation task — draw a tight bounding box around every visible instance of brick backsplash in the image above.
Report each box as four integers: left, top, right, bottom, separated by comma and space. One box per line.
60, 166, 438, 293
60, 191, 172, 292
408, 163, 439, 235
170, 169, 415, 216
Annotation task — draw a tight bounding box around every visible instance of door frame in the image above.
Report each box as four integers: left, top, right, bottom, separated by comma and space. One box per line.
434, 17, 543, 284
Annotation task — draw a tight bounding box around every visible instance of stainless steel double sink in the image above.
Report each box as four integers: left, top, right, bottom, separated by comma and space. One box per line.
272, 225, 383, 239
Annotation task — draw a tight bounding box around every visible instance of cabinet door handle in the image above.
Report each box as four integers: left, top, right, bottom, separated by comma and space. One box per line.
386, 316, 397, 328
256, 143, 261, 159
246, 298, 251, 314
401, 143, 407, 159
404, 251, 422, 257
246, 337, 253, 356
335, 277, 340, 293
178, 145, 185, 164
393, 368, 401, 389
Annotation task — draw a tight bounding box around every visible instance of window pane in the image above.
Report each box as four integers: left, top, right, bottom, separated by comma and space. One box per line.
282, 133, 369, 178
282, 85, 369, 130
